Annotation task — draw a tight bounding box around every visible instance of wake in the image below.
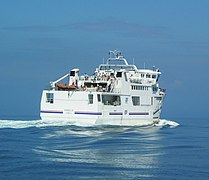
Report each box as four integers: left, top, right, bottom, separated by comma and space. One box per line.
0, 119, 73, 129
0, 119, 179, 129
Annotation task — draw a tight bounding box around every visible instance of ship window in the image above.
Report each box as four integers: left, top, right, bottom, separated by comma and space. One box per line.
124, 72, 128, 81
152, 86, 158, 92
152, 75, 156, 79
125, 97, 128, 104
97, 94, 101, 102
132, 96, 140, 106
146, 74, 151, 78
151, 97, 153, 105
70, 71, 75, 76
88, 94, 93, 104
155, 97, 162, 101
46, 93, 54, 103
116, 72, 122, 77
102, 95, 121, 106
141, 74, 144, 78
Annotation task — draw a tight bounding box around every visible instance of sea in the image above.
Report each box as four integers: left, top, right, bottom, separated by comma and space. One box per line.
0, 117, 209, 180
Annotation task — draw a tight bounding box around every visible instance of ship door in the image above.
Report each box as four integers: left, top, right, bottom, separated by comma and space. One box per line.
101, 94, 122, 125
120, 96, 130, 124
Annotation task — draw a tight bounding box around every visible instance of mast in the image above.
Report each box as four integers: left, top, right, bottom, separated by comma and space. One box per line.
108, 50, 128, 65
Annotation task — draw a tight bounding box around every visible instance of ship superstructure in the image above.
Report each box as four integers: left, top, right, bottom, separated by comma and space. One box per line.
40, 50, 166, 126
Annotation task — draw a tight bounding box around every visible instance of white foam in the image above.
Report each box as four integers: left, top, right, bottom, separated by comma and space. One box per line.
0, 119, 179, 129
154, 119, 180, 128
0, 119, 74, 129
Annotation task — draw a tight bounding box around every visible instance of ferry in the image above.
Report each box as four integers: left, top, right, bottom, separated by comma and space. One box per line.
40, 50, 166, 126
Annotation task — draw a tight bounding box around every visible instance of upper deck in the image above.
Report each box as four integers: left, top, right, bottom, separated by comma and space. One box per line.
49, 50, 163, 93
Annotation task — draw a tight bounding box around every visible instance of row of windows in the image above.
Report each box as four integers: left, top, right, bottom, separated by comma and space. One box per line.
141, 74, 157, 79
131, 85, 149, 91
89, 94, 157, 106
46, 93, 161, 106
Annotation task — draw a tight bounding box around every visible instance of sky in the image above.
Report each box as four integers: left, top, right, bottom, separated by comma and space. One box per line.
0, 0, 209, 119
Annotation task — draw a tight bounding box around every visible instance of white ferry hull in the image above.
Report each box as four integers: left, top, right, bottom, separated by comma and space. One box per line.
40, 90, 164, 126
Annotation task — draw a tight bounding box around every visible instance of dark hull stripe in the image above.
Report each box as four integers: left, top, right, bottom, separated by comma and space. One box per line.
129, 112, 149, 115
74, 112, 102, 115
41, 110, 63, 114
109, 112, 123, 115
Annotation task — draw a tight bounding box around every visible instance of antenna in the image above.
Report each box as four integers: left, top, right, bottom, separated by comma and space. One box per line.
144, 62, 146, 69
132, 58, 135, 65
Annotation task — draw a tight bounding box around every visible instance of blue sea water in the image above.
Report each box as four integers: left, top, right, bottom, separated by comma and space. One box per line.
0, 117, 208, 180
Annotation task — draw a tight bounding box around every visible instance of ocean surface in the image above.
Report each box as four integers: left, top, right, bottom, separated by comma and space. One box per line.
0, 117, 208, 180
